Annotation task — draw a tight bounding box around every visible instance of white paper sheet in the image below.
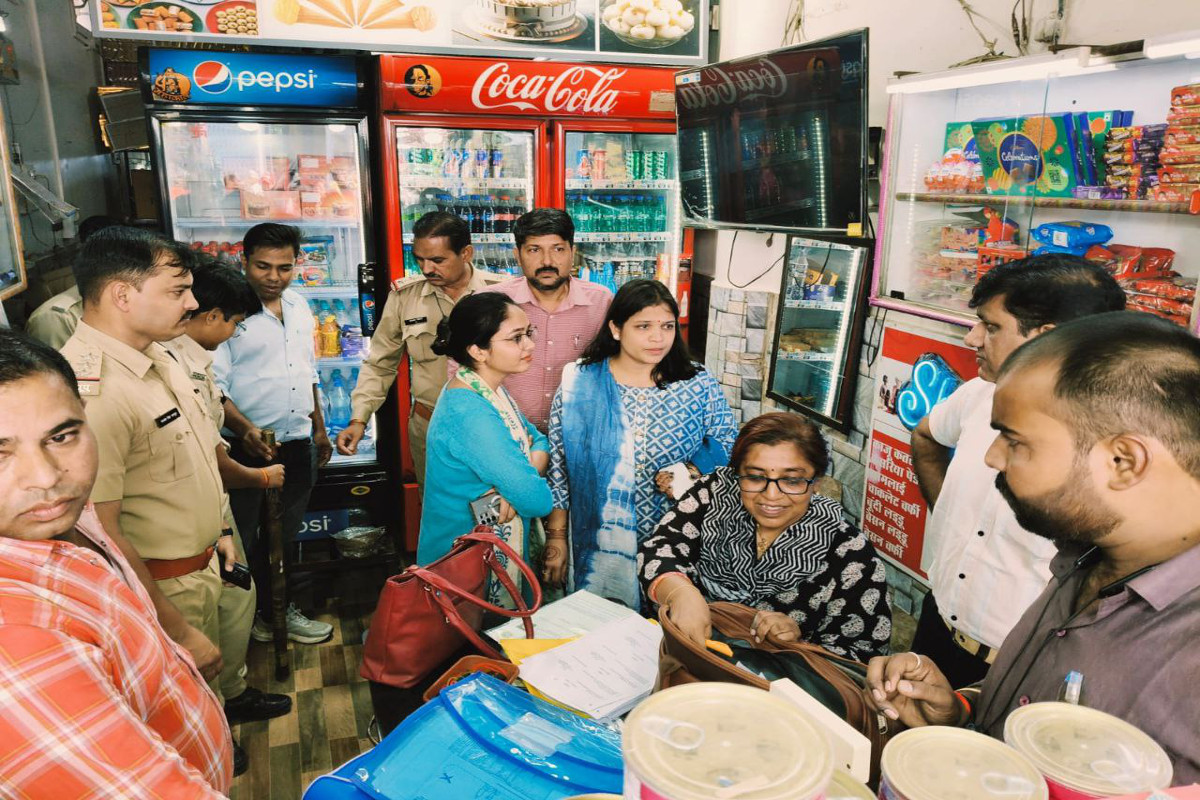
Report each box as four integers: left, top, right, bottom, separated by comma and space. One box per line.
486, 590, 637, 641
516, 615, 664, 721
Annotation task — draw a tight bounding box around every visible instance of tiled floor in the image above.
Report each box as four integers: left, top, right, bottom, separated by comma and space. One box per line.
228, 565, 389, 800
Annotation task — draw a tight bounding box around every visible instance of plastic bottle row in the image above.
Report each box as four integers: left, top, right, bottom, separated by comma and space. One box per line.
566, 193, 669, 233
310, 299, 366, 359
740, 117, 812, 162
398, 134, 517, 181
401, 193, 528, 235
318, 367, 373, 449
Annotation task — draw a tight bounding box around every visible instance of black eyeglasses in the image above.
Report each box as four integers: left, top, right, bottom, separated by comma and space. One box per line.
735, 474, 815, 495
494, 326, 537, 346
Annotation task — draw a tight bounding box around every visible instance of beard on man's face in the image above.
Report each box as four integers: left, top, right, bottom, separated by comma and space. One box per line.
994, 468, 1120, 545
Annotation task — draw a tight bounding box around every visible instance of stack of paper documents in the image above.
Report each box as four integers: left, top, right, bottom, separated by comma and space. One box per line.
487, 590, 638, 641
516, 615, 663, 721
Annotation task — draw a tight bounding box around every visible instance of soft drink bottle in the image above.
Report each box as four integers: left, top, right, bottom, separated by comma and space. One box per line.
576, 196, 592, 233
320, 314, 341, 358
491, 147, 504, 178
312, 315, 321, 358
616, 196, 632, 232
482, 195, 495, 234
474, 148, 490, 180
577, 150, 592, 181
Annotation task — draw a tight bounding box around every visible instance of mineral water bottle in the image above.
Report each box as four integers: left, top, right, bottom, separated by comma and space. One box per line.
320, 377, 333, 431
327, 369, 352, 431
333, 299, 353, 327
654, 196, 667, 231
616, 196, 632, 232
576, 196, 593, 233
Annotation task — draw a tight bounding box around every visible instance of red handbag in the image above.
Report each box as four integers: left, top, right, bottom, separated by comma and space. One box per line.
360, 527, 543, 689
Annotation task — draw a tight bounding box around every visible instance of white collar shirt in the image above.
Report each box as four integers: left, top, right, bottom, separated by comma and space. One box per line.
212, 288, 317, 443
923, 377, 1058, 649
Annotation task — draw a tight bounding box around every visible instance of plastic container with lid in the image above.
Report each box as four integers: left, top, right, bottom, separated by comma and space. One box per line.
1004, 702, 1174, 800
622, 683, 833, 800
824, 769, 873, 800
878, 727, 1048, 800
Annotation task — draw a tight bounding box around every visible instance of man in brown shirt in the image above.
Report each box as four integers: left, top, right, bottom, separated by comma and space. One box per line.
866, 311, 1200, 784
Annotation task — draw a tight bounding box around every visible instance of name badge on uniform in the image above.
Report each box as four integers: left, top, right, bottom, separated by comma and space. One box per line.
154, 408, 182, 428
190, 371, 207, 382
404, 316, 428, 325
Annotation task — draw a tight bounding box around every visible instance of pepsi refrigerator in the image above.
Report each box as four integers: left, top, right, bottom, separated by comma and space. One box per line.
140, 47, 401, 564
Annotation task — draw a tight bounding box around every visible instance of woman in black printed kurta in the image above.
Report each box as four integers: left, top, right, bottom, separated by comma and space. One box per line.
638, 413, 892, 661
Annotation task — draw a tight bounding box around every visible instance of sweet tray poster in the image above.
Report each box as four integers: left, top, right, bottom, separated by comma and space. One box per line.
94, 0, 708, 66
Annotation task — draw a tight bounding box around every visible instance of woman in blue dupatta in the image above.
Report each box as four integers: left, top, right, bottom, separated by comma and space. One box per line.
421, 293, 553, 606
543, 280, 737, 611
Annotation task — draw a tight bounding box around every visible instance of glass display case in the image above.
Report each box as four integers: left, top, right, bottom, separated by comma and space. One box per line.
394, 126, 536, 278
0, 101, 25, 300
563, 129, 681, 292
873, 46, 1200, 331
156, 119, 376, 467
767, 235, 872, 432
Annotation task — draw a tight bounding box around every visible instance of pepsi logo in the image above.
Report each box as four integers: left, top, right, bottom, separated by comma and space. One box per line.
193, 61, 234, 95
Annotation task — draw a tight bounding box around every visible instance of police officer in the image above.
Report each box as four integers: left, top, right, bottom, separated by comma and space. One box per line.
24, 216, 117, 348
60, 228, 283, 775
336, 211, 501, 485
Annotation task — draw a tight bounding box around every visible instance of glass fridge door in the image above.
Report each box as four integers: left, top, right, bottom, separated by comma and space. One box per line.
394, 126, 536, 278
563, 129, 681, 294
766, 236, 869, 431
156, 118, 376, 468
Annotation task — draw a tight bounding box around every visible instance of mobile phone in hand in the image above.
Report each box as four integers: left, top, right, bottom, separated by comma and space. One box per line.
470, 493, 503, 526
218, 550, 253, 590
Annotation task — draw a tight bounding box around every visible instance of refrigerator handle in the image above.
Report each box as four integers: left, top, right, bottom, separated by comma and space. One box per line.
357, 262, 379, 336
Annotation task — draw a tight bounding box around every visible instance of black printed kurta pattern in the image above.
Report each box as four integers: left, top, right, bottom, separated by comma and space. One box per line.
638, 467, 892, 660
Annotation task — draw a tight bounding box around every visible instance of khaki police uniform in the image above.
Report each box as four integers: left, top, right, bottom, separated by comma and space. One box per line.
349, 267, 501, 485
61, 321, 253, 701
26, 286, 83, 349
164, 333, 257, 702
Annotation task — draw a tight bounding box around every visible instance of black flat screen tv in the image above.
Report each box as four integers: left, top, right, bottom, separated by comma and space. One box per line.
675, 29, 868, 234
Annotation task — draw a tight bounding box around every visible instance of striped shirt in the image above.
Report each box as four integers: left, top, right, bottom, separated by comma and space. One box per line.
0, 506, 232, 798
639, 468, 893, 661
480, 277, 612, 431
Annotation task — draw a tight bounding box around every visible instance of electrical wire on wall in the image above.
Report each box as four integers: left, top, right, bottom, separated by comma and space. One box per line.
725, 229, 788, 290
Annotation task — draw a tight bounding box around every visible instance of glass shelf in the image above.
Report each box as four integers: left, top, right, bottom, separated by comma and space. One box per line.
176, 217, 362, 228
577, 232, 672, 243
784, 299, 846, 311
397, 176, 529, 190
778, 351, 838, 362
402, 232, 514, 245
565, 179, 676, 191
896, 192, 1192, 216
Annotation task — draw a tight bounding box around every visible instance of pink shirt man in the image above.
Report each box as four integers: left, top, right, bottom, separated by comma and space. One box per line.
482, 275, 611, 430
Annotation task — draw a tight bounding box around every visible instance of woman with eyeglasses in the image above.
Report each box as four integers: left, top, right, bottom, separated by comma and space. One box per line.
544, 279, 737, 610
420, 293, 552, 603
638, 412, 892, 660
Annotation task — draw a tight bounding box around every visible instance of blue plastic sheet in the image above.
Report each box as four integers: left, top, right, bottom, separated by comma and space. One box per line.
304, 673, 624, 800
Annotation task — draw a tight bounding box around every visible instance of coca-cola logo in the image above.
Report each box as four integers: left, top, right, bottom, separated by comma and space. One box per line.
676, 59, 789, 111
470, 63, 625, 115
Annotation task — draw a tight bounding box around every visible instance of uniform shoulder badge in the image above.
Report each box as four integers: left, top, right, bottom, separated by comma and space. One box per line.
61, 342, 103, 397
390, 274, 425, 293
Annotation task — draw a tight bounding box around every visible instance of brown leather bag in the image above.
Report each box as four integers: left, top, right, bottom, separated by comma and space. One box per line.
657, 601, 894, 783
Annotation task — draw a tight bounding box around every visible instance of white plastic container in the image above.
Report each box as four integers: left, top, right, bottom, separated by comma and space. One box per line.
825, 769, 874, 800
623, 683, 833, 800
878, 727, 1048, 800
1004, 702, 1173, 800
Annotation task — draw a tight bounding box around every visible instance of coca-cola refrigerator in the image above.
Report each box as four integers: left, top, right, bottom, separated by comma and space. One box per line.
377, 55, 690, 548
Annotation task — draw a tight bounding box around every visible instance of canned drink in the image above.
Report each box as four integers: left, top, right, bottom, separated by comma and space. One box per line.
490, 148, 504, 178
626, 150, 643, 181
260, 428, 277, 449
577, 150, 592, 180
591, 149, 607, 181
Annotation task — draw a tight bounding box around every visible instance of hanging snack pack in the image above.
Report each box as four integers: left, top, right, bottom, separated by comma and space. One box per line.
972, 114, 1079, 198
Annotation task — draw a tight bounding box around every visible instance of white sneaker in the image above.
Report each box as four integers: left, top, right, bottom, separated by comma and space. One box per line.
285, 603, 333, 644
249, 606, 333, 644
